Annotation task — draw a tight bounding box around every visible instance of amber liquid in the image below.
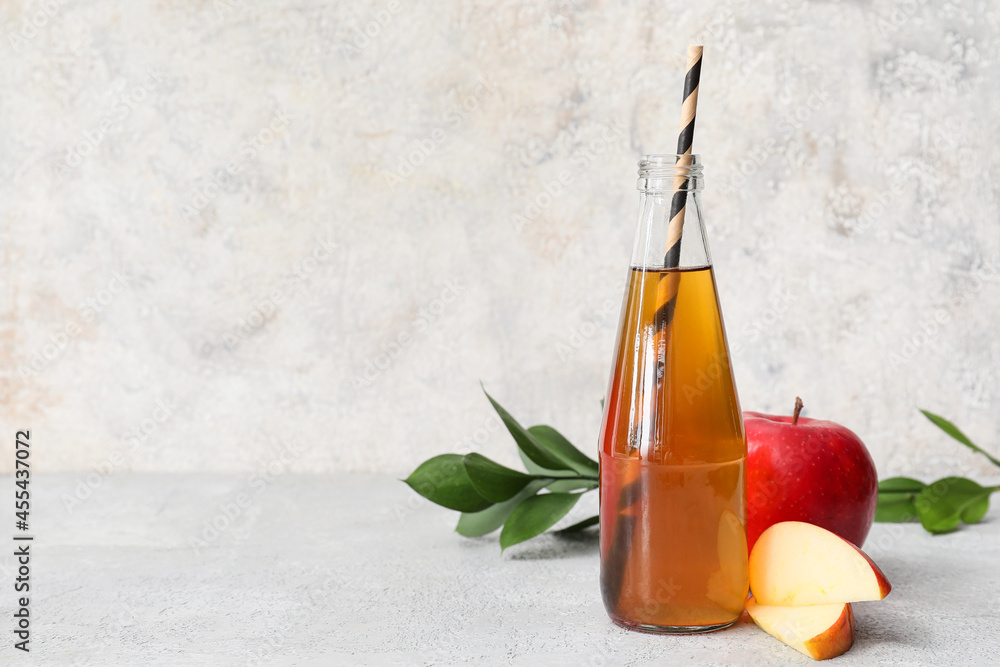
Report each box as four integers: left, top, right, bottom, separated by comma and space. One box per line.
599, 266, 748, 632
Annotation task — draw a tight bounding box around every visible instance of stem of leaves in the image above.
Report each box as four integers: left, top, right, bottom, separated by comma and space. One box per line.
876, 410, 1000, 534
403, 388, 600, 551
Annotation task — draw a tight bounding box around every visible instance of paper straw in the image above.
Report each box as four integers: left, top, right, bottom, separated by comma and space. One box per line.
649, 45, 702, 462
606, 46, 704, 613
656, 45, 702, 332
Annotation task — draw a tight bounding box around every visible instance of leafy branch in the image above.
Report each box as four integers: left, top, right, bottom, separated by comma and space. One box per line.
876, 410, 1000, 534
409, 398, 1000, 544
403, 388, 598, 551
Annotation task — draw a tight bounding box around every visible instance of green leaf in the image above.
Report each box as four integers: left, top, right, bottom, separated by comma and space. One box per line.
482, 387, 577, 473
961, 494, 991, 524
875, 492, 920, 523
878, 477, 927, 493
875, 478, 925, 522
527, 425, 599, 477
555, 515, 599, 534
463, 453, 535, 503
920, 409, 1000, 469
914, 477, 999, 534
514, 445, 599, 491
456, 479, 550, 537
516, 448, 578, 478
545, 478, 599, 493
499, 492, 583, 551
403, 454, 493, 513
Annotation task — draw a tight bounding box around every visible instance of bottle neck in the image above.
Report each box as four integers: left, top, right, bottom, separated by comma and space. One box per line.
631, 155, 711, 270
637, 154, 703, 193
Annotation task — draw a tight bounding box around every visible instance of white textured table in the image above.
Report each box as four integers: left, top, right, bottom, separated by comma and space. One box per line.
5, 473, 999, 666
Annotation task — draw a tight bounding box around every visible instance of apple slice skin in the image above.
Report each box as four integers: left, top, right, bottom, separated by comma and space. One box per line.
807, 603, 854, 661
849, 541, 891, 600
746, 595, 854, 661
749, 521, 891, 606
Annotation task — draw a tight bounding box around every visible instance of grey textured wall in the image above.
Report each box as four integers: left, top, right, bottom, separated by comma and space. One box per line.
2, 0, 998, 481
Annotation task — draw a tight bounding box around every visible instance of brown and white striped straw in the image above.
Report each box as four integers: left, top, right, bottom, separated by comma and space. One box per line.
605, 46, 704, 610
655, 44, 702, 336
649, 45, 702, 462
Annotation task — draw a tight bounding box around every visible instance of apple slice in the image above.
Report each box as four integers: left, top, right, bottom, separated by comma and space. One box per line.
706, 509, 750, 614
746, 595, 854, 661
750, 521, 891, 606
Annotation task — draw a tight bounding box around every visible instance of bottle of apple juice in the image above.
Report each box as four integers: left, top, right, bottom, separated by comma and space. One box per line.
599, 154, 748, 633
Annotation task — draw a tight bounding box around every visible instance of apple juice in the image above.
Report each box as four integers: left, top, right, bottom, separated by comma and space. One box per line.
599, 265, 748, 632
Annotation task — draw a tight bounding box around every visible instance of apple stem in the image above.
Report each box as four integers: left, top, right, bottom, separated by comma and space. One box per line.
792, 397, 804, 425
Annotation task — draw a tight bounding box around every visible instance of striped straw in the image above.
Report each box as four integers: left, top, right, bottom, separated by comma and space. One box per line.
605, 47, 705, 610
648, 45, 702, 462
656, 45, 702, 331
666, 45, 703, 266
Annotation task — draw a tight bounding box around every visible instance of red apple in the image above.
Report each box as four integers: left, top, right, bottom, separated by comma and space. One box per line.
745, 398, 878, 554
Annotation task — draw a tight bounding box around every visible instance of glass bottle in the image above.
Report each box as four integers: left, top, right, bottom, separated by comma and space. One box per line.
598, 154, 748, 633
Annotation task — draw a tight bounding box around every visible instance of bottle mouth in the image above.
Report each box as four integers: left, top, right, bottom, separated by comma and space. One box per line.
637, 154, 703, 191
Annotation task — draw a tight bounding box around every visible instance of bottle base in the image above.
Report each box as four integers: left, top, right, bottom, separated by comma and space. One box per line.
609, 616, 739, 635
